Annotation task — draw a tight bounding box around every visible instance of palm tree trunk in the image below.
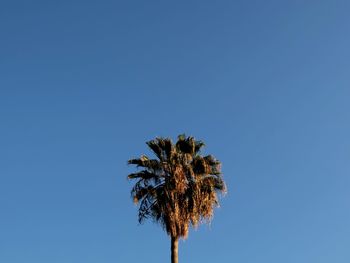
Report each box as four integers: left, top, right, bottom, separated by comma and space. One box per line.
171, 236, 179, 263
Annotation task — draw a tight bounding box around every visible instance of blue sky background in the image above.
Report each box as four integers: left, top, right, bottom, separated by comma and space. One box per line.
1, 0, 350, 262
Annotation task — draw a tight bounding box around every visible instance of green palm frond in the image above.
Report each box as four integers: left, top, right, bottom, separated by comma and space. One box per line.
194, 140, 205, 154
128, 157, 162, 171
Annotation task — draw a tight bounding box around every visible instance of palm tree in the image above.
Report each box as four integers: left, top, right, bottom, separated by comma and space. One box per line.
127, 134, 226, 263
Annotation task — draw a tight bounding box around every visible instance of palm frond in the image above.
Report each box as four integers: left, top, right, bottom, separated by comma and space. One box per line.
128, 157, 162, 171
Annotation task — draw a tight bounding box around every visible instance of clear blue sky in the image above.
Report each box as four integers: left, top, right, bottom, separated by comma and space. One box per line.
1, 0, 349, 262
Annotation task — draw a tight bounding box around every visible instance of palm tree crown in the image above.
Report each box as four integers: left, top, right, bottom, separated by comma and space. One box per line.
128, 134, 226, 240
